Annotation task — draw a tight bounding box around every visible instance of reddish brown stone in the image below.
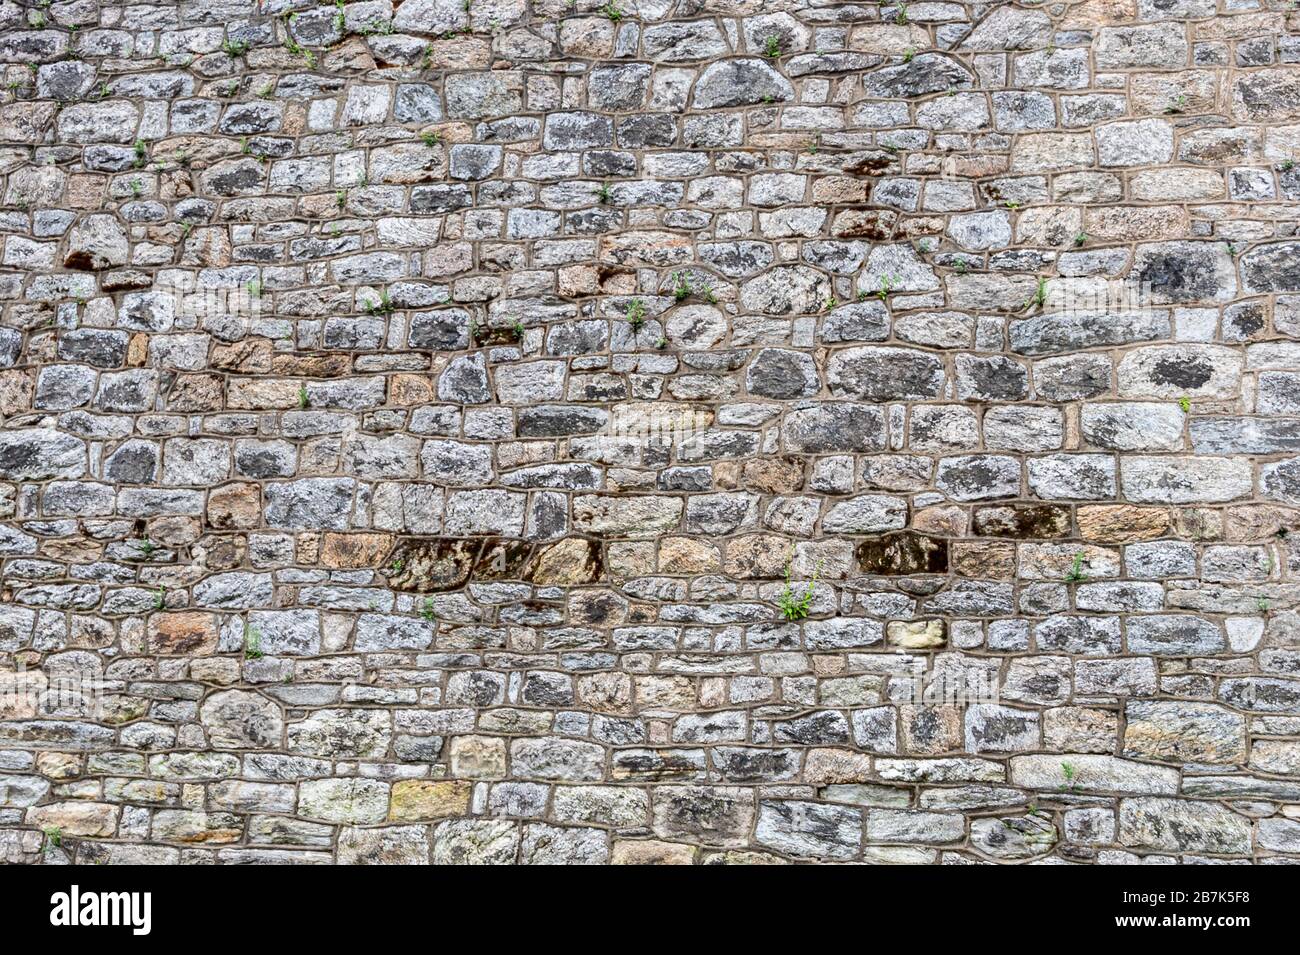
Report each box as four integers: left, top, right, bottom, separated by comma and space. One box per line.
148, 612, 219, 655
741, 456, 804, 494
166, 373, 224, 411
320, 532, 396, 569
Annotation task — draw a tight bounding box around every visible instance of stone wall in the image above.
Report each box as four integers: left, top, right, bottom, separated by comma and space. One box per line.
2, 0, 1300, 865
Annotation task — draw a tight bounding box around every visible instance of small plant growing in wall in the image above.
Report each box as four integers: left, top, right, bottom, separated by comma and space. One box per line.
43, 826, 62, 852
1065, 551, 1087, 583
1024, 276, 1048, 311
595, 181, 613, 204
366, 288, 394, 315
1178, 396, 1191, 413
778, 553, 822, 621
244, 625, 263, 660
672, 271, 693, 301
297, 385, 310, 409
601, 2, 623, 21
510, 319, 525, 341
625, 297, 646, 331
420, 597, 437, 622
764, 35, 782, 58
1060, 762, 1078, 792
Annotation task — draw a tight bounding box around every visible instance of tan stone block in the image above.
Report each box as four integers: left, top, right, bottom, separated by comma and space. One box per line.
724, 533, 789, 579
1084, 204, 1189, 241
1130, 167, 1224, 201
599, 230, 692, 266
1062, 0, 1135, 28
887, 620, 946, 650
848, 23, 930, 54
531, 537, 602, 585
559, 17, 616, 57
421, 35, 492, 69
611, 839, 697, 864
189, 657, 242, 685
1078, 505, 1170, 543
635, 675, 696, 711
1130, 70, 1220, 117
389, 373, 434, 405
657, 537, 719, 574
180, 226, 232, 267
449, 736, 508, 779
606, 540, 654, 578
226, 377, 300, 410
805, 748, 873, 785
26, 801, 119, 837
296, 532, 321, 565
42, 538, 103, 562
1019, 542, 1120, 579
951, 540, 1016, 578
812, 176, 868, 204
0, 369, 32, 416
1014, 206, 1082, 247
127, 332, 149, 366
272, 354, 350, 377
35, 752, 82, 781
912, 505, 967, 536
207, 482, 261, 530
166, 373, 224, 411
388, 780, 472, 821
577, 672, 633, 714
558, 264, 600, 296
1011, 133, 1094, 173
1224, 504, 1300, 542
212, 339, 273, 374
741, 456, 803, 493
1174, 507, 1223, 541
66, 173, 107, 209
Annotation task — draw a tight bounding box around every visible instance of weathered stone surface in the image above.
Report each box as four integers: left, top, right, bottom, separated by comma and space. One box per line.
200, 691, 283, 750
754, 801, 861, 860
1010, 755, 1179, 796
1118, 798, 1252, 855
1122, 702, 1245, 765
0, 0, 1291, 869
